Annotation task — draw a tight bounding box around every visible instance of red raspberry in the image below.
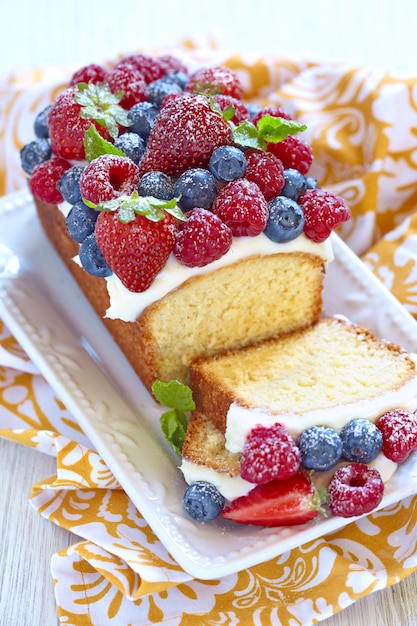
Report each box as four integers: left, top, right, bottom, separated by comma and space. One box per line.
173, 208, 233, 267
328, 463, 384, 518
213, 94, 249, 125
240, 423, 301, 484
252, 105, 293, 125
117, 54, 165, 83
29, 157, 72, 204
212, 179, 268, 237
80, 154, 140, 205
244, 150, 285, 200
376, 409, 417, 463
69, 63, 107, 86
267, 135, 313, 175
186, 66, 243, 99
106, 63, 147, 109
299, 188, 351, 242
158, 54, 189, 77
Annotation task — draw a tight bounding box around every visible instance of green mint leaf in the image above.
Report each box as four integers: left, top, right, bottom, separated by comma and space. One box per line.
222, 104, 236, 122
160, 409, 188, 457
84, 125, 126, 162
90, 192, 186, 224
152, 379, 195, 412
256, 115, 307, 143
232, 120, 267, 150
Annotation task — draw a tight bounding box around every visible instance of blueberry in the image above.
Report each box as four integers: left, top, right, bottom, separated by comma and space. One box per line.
305, 176, 318, 190
114, 132, 145, 164
183, 481, 225, 522
209, 146, 247, 182
165, 70, 189, 89
33, 104, 51, 138
79, 233, 112, 277
281, 168, 307, 200
59, 166, 84, 204
264, 196, 305, 243
20, 138, 51, 175
297, 426, 343, 471
146, 77, 183, 107
174, 168, 218, 212
138, 171, 174, 200
247, 103, 262, 120
127, 101, 160, 139
340, 419, 383, 463
66, 201, 99, 243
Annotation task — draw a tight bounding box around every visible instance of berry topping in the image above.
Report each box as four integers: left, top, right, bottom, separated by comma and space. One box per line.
20, 138, 51, 175
267, 134, 313, 175
186, 66, 243, 99
146, 77, 183, 106
221, 472, 320, 527
29, 157, 72, 204
212, 94, 249, 125
264, 196, 305, 243
209, 145, 247, 183
94, 201, 177, 292
244, 150, 285, 200
183, 481, 225, 522
69, 63, 107, 86
106, 63, 147, 109
58, 166, 84, 204
239, 423, 301, 484
376, 409, 417, 463
297, 425, 343, 471
113, 132, 146, 164
118, 54, 165, 84
66, 200, 99, 243
138, 171, 174, 200
33, 105, 52, 138
299, 188, 351, 242
80, 154, 140, 205
281, 168, 307, 200
340, 419, 383, 463
79, 233, 112, 277
173, 208, 233, 267
173, 167, 218, 212
212, 179, 268, 237
139, 94, 233, 177
251, 105, 293, 126
127, 101, 160, 139
328, 463, 384, 518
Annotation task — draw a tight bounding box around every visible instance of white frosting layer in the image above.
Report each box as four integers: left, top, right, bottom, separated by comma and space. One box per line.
225, 373, 417, 453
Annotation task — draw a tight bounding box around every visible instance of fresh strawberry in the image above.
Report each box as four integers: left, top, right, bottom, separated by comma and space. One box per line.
186, 66, 243, 99
139, 94, 233, 177
48, 83, 131, 160
95, 207, 177, 292
221, 472, 320, 526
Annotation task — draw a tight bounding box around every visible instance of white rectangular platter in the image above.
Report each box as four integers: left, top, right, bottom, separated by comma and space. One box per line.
1, 190, 417, 580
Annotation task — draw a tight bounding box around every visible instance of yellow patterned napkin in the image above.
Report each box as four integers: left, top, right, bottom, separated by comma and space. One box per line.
2, 44, 417, 625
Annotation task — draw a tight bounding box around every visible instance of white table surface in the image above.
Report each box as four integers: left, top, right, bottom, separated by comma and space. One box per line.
2, 1, 417, 623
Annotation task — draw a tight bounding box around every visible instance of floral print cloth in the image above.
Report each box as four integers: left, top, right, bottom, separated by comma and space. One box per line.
2, 44, 417, 625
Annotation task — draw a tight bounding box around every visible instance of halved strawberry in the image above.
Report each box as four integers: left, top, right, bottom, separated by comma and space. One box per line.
221, 473, 322, 527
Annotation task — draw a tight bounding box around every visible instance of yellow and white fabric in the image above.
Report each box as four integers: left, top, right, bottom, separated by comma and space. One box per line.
2, 44, 417, 625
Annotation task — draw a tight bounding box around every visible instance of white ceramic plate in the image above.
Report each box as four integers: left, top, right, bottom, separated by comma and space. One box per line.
2, 190, 417, 580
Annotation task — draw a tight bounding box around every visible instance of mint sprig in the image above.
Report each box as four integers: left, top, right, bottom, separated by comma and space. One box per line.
74, 82, 132, 139
232, 114, 307, 151
84, 125, 126, 162
152, 380, 196, 456
84, 191, 187, 224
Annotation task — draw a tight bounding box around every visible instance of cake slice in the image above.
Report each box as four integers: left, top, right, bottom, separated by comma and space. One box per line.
189, 316, 417, 451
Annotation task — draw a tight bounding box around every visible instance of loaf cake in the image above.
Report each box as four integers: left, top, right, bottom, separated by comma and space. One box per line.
180, 317, 417, 521
21, 52, 348, 392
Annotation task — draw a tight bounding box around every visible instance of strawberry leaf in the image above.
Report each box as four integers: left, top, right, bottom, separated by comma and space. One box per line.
153, 380, 195, 456
74, 82, 132, 139
84, 125, 126, 162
